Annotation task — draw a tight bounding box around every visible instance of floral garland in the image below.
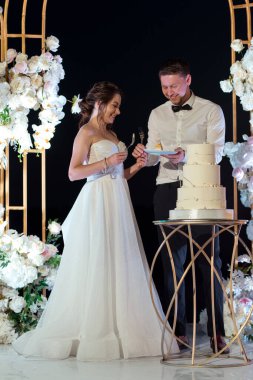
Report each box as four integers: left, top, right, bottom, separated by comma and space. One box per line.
220, 38, 253, 241
0, 35, 66, 168
0, 205, 62, 343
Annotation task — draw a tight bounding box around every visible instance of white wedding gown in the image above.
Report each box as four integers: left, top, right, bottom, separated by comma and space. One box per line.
12, 140, 179, 361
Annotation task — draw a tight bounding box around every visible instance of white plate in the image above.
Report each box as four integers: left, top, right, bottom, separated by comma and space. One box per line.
144, 149, 177, 155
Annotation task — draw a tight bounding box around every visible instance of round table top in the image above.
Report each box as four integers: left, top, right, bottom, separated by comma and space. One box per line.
153, 219, 248, 226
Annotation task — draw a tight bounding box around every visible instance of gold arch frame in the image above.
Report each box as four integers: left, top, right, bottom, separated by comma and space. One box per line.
0, 0, 47, 241
228, 0, 253, 220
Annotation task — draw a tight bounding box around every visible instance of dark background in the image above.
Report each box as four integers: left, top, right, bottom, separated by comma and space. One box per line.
1, 0, 252, 312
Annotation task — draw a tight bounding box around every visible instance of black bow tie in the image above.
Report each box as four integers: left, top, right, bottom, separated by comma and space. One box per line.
171, 104, 192, 113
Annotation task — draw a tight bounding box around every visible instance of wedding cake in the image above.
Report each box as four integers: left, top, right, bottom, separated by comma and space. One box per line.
169, 143, 234, 220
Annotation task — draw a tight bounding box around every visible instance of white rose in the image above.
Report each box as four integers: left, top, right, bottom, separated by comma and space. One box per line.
45, 35, 60, 52
48, 221, 61, 235
9, 296, 26, 313
230, 39, 244, 53
220, 79, 233, 93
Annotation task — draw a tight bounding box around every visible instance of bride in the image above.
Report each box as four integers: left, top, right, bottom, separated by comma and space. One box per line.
12, 81, 179, 361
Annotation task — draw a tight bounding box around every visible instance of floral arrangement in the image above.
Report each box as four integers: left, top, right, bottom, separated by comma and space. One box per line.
220, 38, 253, 115
0, 205, 62, 344
0, 35, 66, 168
220, 38, 253, 241
199, 254, 253, 341
223, 136, 253, 240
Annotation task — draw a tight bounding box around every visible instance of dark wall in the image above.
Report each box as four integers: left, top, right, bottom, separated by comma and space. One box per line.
2, 0, 251, 265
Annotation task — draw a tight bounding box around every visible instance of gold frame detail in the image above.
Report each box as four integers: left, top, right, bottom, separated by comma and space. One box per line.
0, 0, 48, 241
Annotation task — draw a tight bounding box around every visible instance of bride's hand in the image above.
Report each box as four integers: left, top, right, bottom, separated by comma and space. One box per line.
136, 155, 147, 168
107, 152, 128, 167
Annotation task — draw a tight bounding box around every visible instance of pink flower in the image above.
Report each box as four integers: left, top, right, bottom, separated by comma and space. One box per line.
239, 297, 252, 305
232, 167, 244, 181
42, 244, 58, 260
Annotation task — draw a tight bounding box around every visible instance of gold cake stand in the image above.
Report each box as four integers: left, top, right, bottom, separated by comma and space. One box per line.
149, 219, 253, 368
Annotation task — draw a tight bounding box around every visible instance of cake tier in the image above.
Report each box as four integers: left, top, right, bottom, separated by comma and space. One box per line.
183, 165, 220, 187
176, 187, 226, 209
186, 143, 215, 164
169, 209, 234, 220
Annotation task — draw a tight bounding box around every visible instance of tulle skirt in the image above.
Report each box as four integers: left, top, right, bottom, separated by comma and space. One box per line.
12, 175, 178, 360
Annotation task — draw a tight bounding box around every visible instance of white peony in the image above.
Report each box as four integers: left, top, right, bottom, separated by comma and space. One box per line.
0, 253, 38, 288
48, 220, 61, 235
6, 49, 17, 64
231, 39, 244, 53
219, 79, 233, 93
45, 35, 60, 52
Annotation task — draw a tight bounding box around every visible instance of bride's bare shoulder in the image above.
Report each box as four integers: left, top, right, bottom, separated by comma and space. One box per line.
76, 124, 96, 141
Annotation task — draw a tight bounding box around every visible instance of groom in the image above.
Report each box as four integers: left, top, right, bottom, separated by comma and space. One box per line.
133, 58, 229, 354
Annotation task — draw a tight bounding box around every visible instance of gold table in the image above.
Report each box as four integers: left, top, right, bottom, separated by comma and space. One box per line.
150, 219, 253, 368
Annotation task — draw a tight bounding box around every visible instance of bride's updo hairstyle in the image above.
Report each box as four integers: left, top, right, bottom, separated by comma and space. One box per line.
78, 81, 123, 129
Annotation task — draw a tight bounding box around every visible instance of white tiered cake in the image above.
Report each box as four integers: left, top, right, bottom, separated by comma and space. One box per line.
169, 143, 234, 220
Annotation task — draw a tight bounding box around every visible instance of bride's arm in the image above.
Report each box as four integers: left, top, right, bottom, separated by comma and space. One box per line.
124, 156, 147, 180
68, 129, 106, 181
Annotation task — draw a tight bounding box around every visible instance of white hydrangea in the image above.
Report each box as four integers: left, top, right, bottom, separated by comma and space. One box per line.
0, 252, 38, 288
